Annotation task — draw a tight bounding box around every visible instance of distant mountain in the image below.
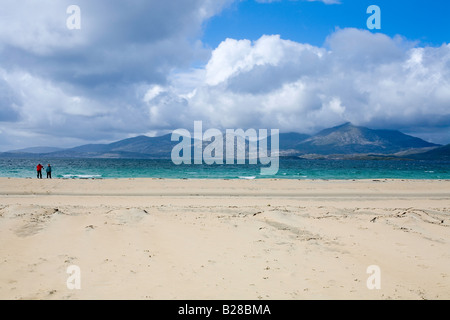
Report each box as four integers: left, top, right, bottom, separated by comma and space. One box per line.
48, 134, 176, 159
407, 144, 450, 161
290, 123, 440, 155
7, 146, 66, 154
278, 132, 310, 151
0, 123, 445, 160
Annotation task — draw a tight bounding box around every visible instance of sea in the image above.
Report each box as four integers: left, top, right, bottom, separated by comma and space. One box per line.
0, 158, 449, 180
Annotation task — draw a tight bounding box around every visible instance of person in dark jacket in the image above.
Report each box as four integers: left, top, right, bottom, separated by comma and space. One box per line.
46, 164, 52, 179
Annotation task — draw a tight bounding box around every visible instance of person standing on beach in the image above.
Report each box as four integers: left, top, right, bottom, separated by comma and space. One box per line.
46, 164, 52, 179
36, 163, 43, 179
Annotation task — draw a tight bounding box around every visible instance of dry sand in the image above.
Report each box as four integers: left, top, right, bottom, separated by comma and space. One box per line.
0, 178, 448, 300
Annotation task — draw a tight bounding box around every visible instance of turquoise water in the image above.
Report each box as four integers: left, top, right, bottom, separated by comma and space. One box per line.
0, 158, 449, 179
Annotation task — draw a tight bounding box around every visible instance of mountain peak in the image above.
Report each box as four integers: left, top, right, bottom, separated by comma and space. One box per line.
335, 122, 354, 128
299, 123, 439, 155
315, 122, 358, 137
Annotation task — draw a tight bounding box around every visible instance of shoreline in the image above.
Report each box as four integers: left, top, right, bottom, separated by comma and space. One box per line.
2, 176, 450, 181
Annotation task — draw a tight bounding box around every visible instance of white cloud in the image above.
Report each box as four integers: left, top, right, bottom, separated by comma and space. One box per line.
0, 0, 448, 151
205, 35, 323, 86
307, 0, 341, 4
143, 28, 450, 144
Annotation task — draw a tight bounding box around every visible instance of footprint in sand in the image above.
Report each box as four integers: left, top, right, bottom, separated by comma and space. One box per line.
107, 208, 150, 224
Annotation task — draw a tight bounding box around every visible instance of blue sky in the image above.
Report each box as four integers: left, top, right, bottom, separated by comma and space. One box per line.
203, 0, 449, 48
0, 0, 449, 151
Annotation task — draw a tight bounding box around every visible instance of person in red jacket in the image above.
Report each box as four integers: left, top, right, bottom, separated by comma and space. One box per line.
36, 163, 43, 179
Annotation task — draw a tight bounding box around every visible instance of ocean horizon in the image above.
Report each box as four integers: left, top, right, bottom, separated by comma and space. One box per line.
1, 158, 449, 180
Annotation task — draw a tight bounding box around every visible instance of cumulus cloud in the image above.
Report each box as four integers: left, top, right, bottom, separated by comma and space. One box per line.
143, 29, 450, 144
0, 0, 233, 150
0, 0, 448, 151
0, 0, 232, 88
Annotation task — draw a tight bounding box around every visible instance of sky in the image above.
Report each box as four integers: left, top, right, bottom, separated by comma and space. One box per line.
0, 0, 449, 151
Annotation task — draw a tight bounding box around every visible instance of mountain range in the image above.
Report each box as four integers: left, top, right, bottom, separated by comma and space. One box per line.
1, 123, 448, 160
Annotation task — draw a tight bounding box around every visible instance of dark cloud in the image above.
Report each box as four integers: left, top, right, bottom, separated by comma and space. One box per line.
0, 0, 228, 90
0, 0, 232, 150
0, 79, 21, 122
0, 106, 20, 122
0, 2, 448, 151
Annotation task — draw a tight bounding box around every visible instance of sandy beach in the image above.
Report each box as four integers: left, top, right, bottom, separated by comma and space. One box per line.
0, 178, 448, 300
